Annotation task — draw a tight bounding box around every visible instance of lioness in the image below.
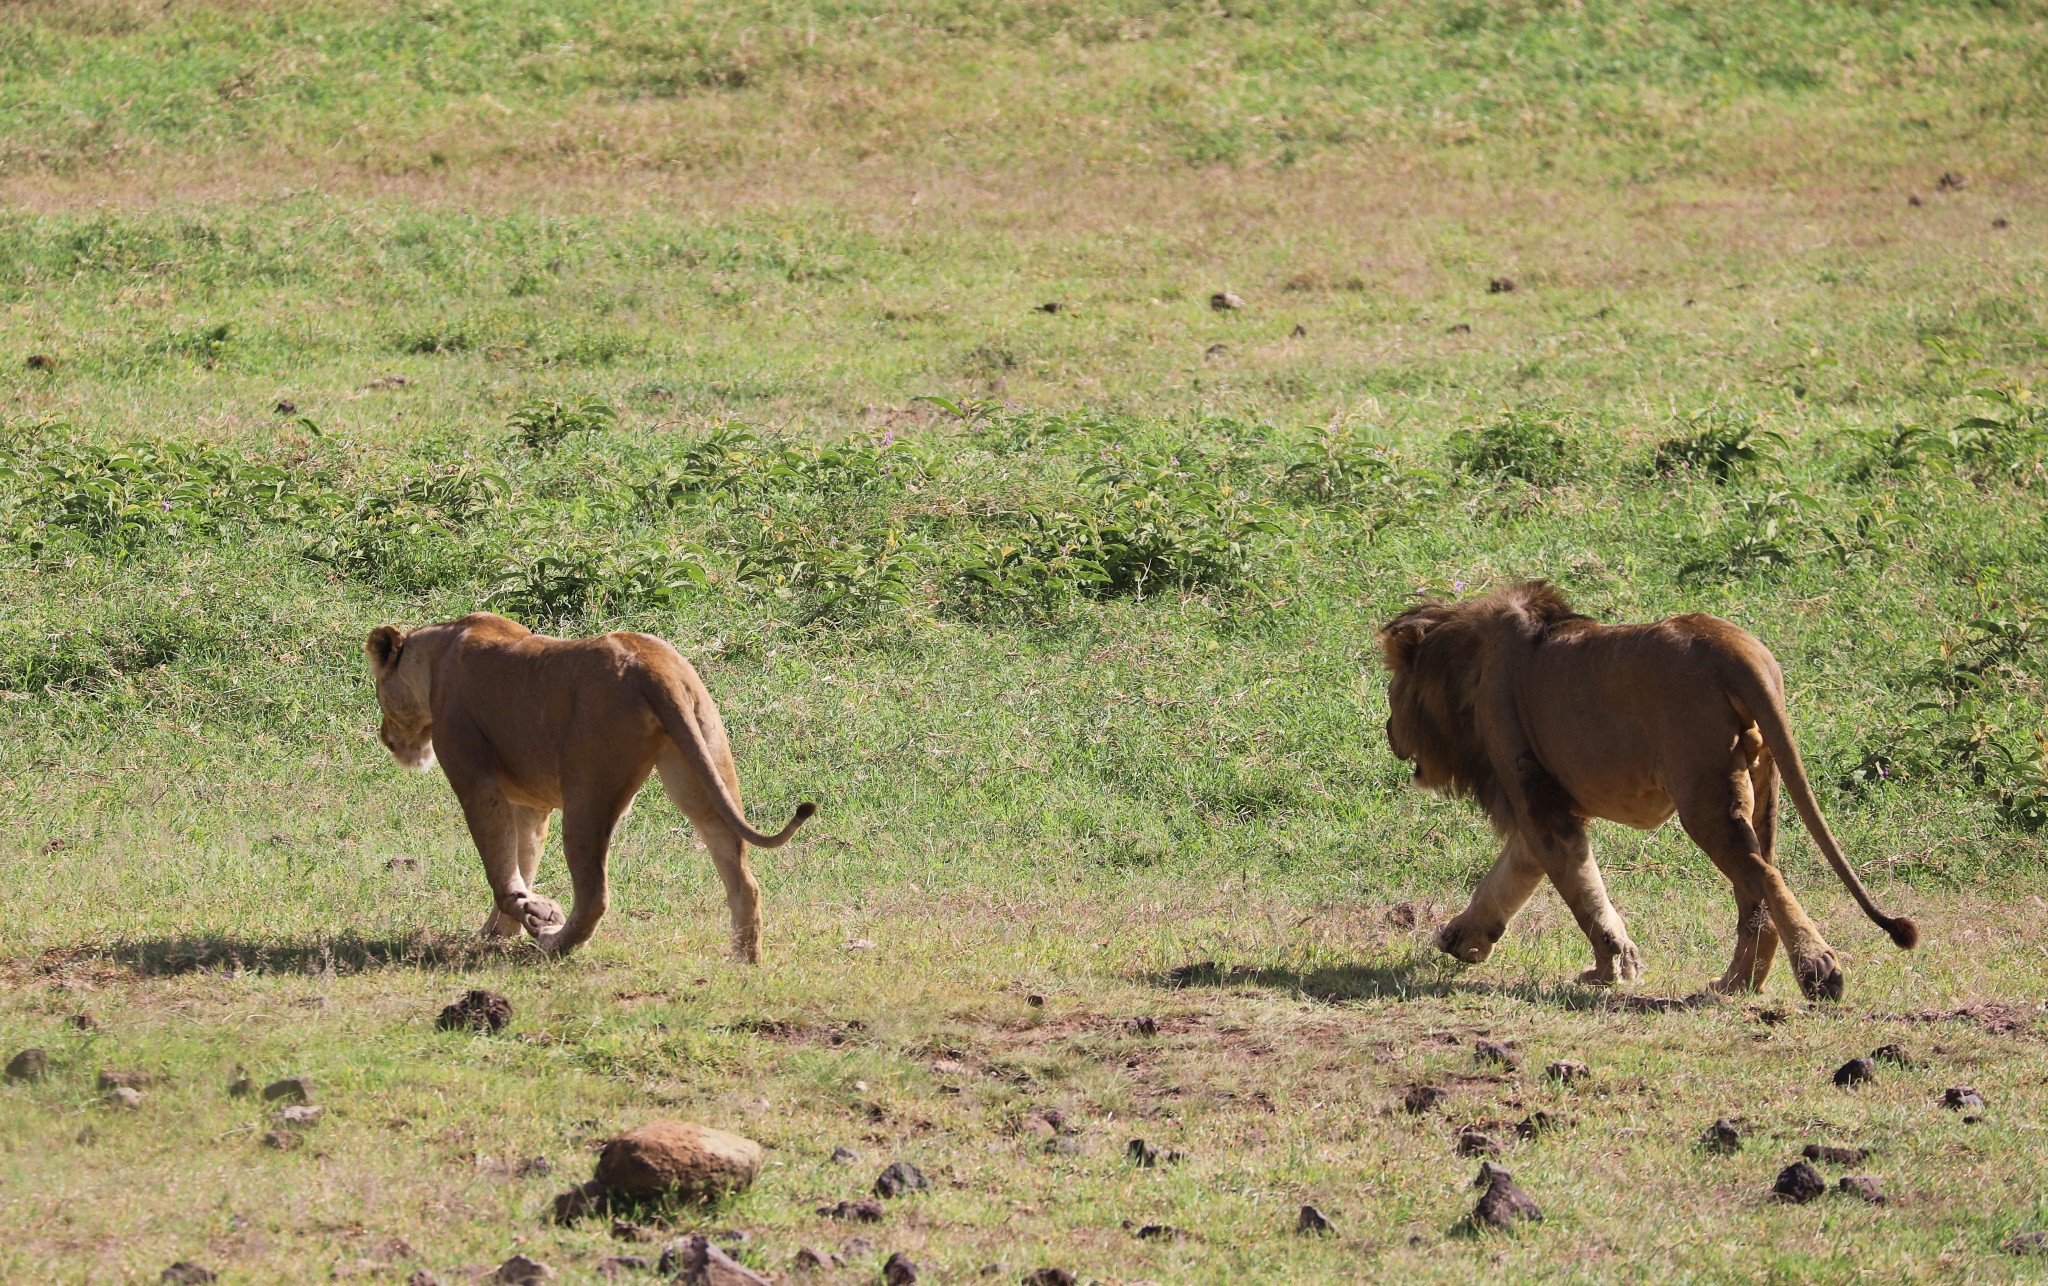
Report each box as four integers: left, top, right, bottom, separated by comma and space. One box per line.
364, 612, 814, 961
1379, 583, 1915, 1001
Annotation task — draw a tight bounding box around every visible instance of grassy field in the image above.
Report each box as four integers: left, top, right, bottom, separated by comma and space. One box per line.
3, 1, 2048, 1281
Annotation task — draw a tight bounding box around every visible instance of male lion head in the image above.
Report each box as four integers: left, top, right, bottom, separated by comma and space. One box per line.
364, 624, 435, 771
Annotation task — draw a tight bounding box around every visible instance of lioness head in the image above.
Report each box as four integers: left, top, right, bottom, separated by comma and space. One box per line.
365, 624, 435, 771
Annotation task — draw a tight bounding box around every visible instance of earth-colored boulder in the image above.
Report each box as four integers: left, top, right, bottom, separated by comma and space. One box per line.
595, 1122, 762, 1202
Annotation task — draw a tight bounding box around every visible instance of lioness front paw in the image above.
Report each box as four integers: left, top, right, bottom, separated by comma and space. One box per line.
1793, 950, 1844, 1003
517, 895, 565, 936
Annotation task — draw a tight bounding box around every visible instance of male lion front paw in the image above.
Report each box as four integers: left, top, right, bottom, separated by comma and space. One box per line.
1793, 950, 1844, 1003
516, 894, 565, 936
1435, 918, 1498, 965
1577, 939, 1644, 987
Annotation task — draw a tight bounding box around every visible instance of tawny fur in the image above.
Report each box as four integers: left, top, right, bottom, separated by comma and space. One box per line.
1379, 583, 1915, 1001
365, 612, 814, 962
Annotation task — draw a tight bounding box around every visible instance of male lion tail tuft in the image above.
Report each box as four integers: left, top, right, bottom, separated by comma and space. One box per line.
1883, 916, 1920, 951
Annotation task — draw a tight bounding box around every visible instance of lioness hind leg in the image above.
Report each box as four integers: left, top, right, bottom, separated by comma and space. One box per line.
656, 745, 762, 963
484, 807, 554, 938
1677, 768, 1837, 1001
1437, 835, 1544, 965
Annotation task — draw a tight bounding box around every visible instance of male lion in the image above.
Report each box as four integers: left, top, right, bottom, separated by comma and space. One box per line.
364, 612, 814, 961
1378, 583, 1916, 1000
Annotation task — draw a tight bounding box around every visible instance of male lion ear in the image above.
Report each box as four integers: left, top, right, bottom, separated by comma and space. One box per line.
365, 625, 406, 676
1378, 620, 1429, 672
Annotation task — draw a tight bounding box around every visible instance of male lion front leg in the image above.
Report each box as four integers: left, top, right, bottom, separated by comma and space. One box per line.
1532, 824, 1643, 987
1437, 834, 1545, 965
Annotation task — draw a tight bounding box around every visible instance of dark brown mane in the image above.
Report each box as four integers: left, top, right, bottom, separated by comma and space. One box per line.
1377, 582, 1585, 830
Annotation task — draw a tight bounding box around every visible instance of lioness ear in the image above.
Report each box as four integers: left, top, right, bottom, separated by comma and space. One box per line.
365, 625, 406, 677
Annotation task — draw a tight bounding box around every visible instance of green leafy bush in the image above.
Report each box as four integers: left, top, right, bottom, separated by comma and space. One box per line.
1651, 409, 1786, 481
1448, 408, 1577, 484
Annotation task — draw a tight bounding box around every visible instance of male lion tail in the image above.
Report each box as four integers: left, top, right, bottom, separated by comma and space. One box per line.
640, 670, 816, 848
1725, 653, 1918, 951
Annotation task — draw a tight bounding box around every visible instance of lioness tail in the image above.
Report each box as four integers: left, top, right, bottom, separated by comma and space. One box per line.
640, 670, 816, 848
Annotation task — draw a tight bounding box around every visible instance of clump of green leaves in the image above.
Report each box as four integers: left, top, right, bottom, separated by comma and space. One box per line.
1678, 490, 1814, 583
508, 396, 617, 453
1448, 408, 1577, 485
1651, 409, 1786, 482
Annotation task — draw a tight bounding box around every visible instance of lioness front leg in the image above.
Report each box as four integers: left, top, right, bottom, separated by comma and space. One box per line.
459, 789, 564, 940
483, 805, 556, 939
1438, 835, 1544, 965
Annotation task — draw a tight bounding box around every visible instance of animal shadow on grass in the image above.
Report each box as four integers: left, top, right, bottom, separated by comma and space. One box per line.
1152, 952, 1715, 1012
101, 930, 502, 978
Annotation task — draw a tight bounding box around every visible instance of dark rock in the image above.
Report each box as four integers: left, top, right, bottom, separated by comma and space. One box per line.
1447, 323, 1473, 335
1516, 1110, 1560, 1140
1026, 994, 1045, 1007
1908, 195, 1924, 207
439, 989, 513, 1034
873, 1160, 929, 1198
1403, 1085, 1446, 1115
1456, 1128, 1501, 1158
98, 1069, 154, 1091
1700, 1118, 1741, 1154
612, 1220, 654, 1242
1833, 1057, 1876, 1087
1938, 171, 1966, 190
513, 1156, 551, 1178
1839, 1175, 1886, 1205
1472, 1167, 1542, 1229
1132, 1223, 1181, 1241
228, 1071, 254, 1098
1869, 1043, 1913, 1067
817, 1199, 883, 1222
262, 1075, 314, 1103
261, 1129, 301, 1151
883, 1252, 919, 1285
791, 1246, 840, 1271
1471, 1160, 1513, 1189
2004, 1231, 2048, 1255
1127, 1016, 1160, 1037
1019, 1271, 1070, 1286
1035, 302, 1064, 314
831, 1146, 860, 1165
1124, 1138, 1178, 1167
272, 1104, 323, 1127
596, 1256, 654, 1278
1474, 1040, 1520, 1070
1772, 1161, 1827, 1204
1488, 277, 1517, 294
1943, 1086, 1985, 1112
274, 399, 298, 415
659, 1234, 771, 1286
1291, 323, 1308, 338
69, 1014, 97, 1032
25, 353, 56, 371
161, 1264, 216, 1284
842, 1237, 875, 1258
407, 1273, 443, 1286
1204, 342, 1229, 359
496, 1255, 553, 1284
1802, 1144, 1869, 1166
552, 1180, 610, 1224
598, 1121, 763, 1202
103, 1086, 143, 1109
1296, 1204, 1334, 1235
1993, 217, 2011, 230
5, 1048, 48, 1082
1210, 291, 1246, 311
1545, 1060, 1590, 1084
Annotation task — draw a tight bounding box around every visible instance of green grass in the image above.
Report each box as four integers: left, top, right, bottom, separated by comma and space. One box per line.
2, 0, 2047, 1281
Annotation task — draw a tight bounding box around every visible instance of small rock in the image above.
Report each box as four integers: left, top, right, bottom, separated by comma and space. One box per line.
1472, 1166, 1542, 1230
1938, 171, 1966, 190
1772, 1161, 1827, 1204
1043, 1136, 1083, 1156
1386, 901, 1419, 928
1456, 1128, 1501, 1158
1802, 1144, 1869, 1166
1403, 1085, 1445, 1115
552, 1180, 609, 1224
831, 1146, 861, 1165
104, 1086, 143, 1109
228, 1071, 254, 1098
791, 1247, 841, 1271
1019, 1271, 1070, 1286
1474, 1040, 1520, 1070
1545, 1060, 1590, 1084
883, 1252, 918, 1285
1516, 1110, 1560, 1140
596, 1257, 653, 1279
274, 399, 298, 415
161, 1264, 216, 1285
496, 1255, 554, 1285
273, 1105, 324, 1127
659, 1234, 771, 1286
26, 353, 55, 371
1127, 1016, 1160, 1037
1908, 194, 1924, 207
1296, 1204, 1334, 1235
407, 1273, 443, 1286
842, 1237, 876, 1258
1838, 1175, 1886, 1205
1993, 217, 2011, 229
1700, 1119, 1742, 1154
2004, 1231, 2048, 1255
1209, 291, 1245, 311
5, 1048, 48, 1082
1471, 1160, 1513, 1189
1488, 277, 1516, 294
1026, 994, 1045, 1008
1204, 342, 1228, 358
1446, 323, 1472, 335
263, 1075, 314, 1103
1869, 1043, 1913, 1067
874, 1160, 929, 1198
597, 1121, 763, 1202
1290, 323, 1307, 338
439, 989, 513, 1034
817, 1199, 883, 1222
1131, 1223, 1181, 1241
70, 1014, 98, 1032
1035, 302, 1063, 314
98, 1069, 154, 1091
1127, 1138, 1160, 1167
611, 1220, 654, 1242
1943, 1086, 1985, 1112
261, 1129, 301, 1151
1833, 1057, 1876, 1087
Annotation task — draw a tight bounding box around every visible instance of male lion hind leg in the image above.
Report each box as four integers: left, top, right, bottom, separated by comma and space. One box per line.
460, 791, 564, 940
1437, 835, 1544, 965
1529, 824, 1644, 987
657, 745, 763, 963
1676, 768, 1838, 1002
